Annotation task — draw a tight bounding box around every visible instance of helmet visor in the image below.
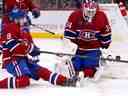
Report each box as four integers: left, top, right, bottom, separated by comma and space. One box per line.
83, 1, 97, 18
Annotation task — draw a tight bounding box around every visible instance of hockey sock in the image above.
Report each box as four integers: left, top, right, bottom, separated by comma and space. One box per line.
0, 76, 30, 88
37, 67, 67, 86
83, 68, 96, 78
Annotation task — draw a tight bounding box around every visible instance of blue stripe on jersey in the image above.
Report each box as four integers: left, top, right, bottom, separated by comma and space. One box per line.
64, 31, 78, 38
95, 33, 111, 42
10, 77, 14, 88
101, 35, 111, 42
51, 73, 57, 84
4, 39, 19, 49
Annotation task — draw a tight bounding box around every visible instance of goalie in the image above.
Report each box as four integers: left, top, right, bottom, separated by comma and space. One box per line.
0, 9, 78, 88
64, 0, 112, 78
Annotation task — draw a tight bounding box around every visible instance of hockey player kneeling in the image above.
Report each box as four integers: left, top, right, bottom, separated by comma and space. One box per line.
64, 0, 111, 79
0, 11, 78, 89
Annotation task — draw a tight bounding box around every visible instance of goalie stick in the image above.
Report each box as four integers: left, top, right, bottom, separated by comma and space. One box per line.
39, 50, 128, 63
63, 56, 76, 78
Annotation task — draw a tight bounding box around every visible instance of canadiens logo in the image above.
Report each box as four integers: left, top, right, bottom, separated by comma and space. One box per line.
77, 30, 97, 41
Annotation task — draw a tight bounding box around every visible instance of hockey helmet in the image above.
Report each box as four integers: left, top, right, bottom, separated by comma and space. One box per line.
9, 8, 26, 22
82, 0, 98, 20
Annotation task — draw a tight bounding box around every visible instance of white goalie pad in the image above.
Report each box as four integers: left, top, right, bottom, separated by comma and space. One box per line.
54, 38, 78, 77
62, 38, 78, 55
54, 56, 72, 78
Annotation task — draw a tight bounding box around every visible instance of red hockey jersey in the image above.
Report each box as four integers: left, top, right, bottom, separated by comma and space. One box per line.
1, 22, 32, 44
64, 9, 111, 51
2, 0, 39, 24
4, 0, 37, 14
2, 22, 32, 68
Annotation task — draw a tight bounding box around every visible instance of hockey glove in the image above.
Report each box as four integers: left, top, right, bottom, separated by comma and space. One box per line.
28, 56, 40, 64
32, 9, 40, 18
95, 33, 110, 49
29, 45, 40, 56
101, 44, 109, 49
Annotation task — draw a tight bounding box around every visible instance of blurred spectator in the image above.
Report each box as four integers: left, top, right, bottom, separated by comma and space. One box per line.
33, 0, 128, 10
119, 1, 127, 16
61, 0, 71, 9
98, 0, 112, 3
2, 0, 126, 10
48, 0, 58, 9
113, 0, 128, 25
0, 0, 2, 16
40, 0, 57, 10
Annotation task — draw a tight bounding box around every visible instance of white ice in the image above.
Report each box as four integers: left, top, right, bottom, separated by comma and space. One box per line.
0, 38, 128, 96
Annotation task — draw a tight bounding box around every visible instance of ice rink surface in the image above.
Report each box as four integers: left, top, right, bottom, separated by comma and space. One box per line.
0, 39, 128, 96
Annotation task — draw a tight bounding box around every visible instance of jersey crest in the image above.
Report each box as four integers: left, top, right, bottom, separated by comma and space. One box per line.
77, 29, 97, 41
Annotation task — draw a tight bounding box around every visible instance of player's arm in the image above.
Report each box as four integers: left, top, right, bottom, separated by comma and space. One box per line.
64, 12, 79, 44
96, 12, 112, 49
3, 39, 40, 57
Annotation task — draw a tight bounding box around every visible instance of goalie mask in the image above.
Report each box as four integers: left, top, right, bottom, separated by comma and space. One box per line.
82, 0, 98, 22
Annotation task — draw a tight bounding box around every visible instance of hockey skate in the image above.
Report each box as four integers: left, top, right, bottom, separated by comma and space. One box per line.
63, 76, 78, 87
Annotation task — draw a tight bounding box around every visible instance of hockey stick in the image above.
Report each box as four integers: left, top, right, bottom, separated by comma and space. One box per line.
39, 50, 128, 63
62, 56, 76, 78
31, 24, 55, 35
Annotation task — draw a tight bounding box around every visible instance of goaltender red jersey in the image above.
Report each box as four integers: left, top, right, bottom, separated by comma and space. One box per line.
64, 9, 112, 51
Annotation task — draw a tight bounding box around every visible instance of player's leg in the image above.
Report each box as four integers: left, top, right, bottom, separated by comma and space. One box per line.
72, 49, 101, 78
0, 76, 30, 88
0, 57, 33, 88
28, 62, 78, 86
71, 54, 83, 76
19, 56, 77, 87
82, 50, 101, 78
